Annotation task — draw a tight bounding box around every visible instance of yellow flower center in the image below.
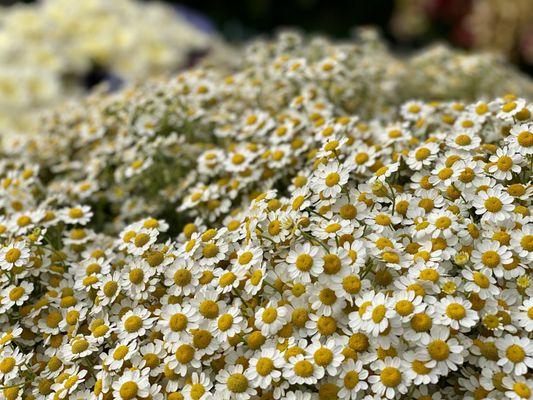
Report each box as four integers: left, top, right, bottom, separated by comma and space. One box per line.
372, 305, 387, 323
124, 315, 143, 332
395, 300, 414, 316
103, 281, 118, 297
517, 130, 532, 147
173, 269, 192, 286
319, 288, 337, 305
190, 384, 205, 400
71, 339, 89, 354
412, 360, 430, 374
497, 156, 513, 171
199, 300, 219, 319
375, 214, 391, 226
169, 313, 188, 332
217, 314, 233, 331
291, 308, 309, 327
129, 269, 144, 284
296, 254, 313, 272
238, 251, 253, 265
0, 357, 15, 373
435, 216, 451, 229
446, 303, 466, 320
8, 287, 25, 301
113, 345, 129, 360
219, 272, 236, 287
202, 243, 219, 258
294, 360, 314, 377
355, 153, 369, 165
344, 371, 360, 389
325, 172, 340, 187
484, 197, 503, 212
317, 316, 337, 335
455, 134, 472, 146
410, 313, 432, 332
250, 270, 263, 286
342, 276, 361, 294
262, 307, 278, 324
143, 353, 160, 369
438, 168, 453, 180
481, 251, 501, 268
5, 248, 21, 263
513, 382, 531, 399
192, 330, 212, 349
119, 381, 138, 400
134, 233, 150, 248
314, 347, 333, 366
506, 345, 526, 363
175, 344, 195, 364
473, 272, 490, 288
227, 373, 249, 393
380, 367, 401, 387
428, 340, 450, 361
322, 254, 341, 274
520, 235, 533, 252
415, 148, 431, 161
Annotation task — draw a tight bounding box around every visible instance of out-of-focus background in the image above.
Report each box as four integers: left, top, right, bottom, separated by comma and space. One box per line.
0, 0, 531, 137
175, 0, 533, 71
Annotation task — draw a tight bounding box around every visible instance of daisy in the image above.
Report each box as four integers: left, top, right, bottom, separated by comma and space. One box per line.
118, 307, 156, 341
283, 354, 324, 385
284, 242, 322, 283
337, 359, 369, 399
0, 281, 33, 308
507, 123, 533, 156
182, 372, 213, 400
503, 375, 533, 400
248, 347, 285, 389
471, 239, 513, 278
515, 298, 533, 332
0, 241, 30, 271
0, 345, 29, 382
472, 188, 514, 222
497, 334, 533, 375
215, 364, 257, 400
60, 205, 93, 225
312, 161, 349, 198
211, 304, 245, 342
435, 296, 478, 331
164, 258, 200, 296
368, 357, 411, 399
488, 147, 522, 180
255, 301, 289, 336
420, 325, 466, 375
102, 340, 137, 371
157, 303, 200, 342
112, 369, 151, 400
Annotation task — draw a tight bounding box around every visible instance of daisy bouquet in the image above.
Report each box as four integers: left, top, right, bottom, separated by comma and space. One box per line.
0, 32, 531, 400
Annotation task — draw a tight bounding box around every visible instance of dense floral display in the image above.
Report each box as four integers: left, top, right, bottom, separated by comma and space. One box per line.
0, 0, 213, 136
0, 32, 532, 399
15, 32, 533, 236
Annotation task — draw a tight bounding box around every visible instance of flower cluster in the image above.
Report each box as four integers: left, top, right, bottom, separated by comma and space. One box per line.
0, 0, 214, 136
0, 91, 531, 399
15, 32, 533, 238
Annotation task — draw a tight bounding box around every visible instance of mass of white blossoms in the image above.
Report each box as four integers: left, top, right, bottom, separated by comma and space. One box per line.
16, 31, 533, 237
0, 32, 532, 400
0, 0, 213, 136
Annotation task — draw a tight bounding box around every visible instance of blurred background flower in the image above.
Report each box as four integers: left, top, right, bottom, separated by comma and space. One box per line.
391, 0, 533, 67
0, 0, 221, 135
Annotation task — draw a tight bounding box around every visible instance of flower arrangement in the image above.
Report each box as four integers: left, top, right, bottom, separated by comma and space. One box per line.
0, 32, 532, 399
0, 0, 213, 136
16, 31, 533, 235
